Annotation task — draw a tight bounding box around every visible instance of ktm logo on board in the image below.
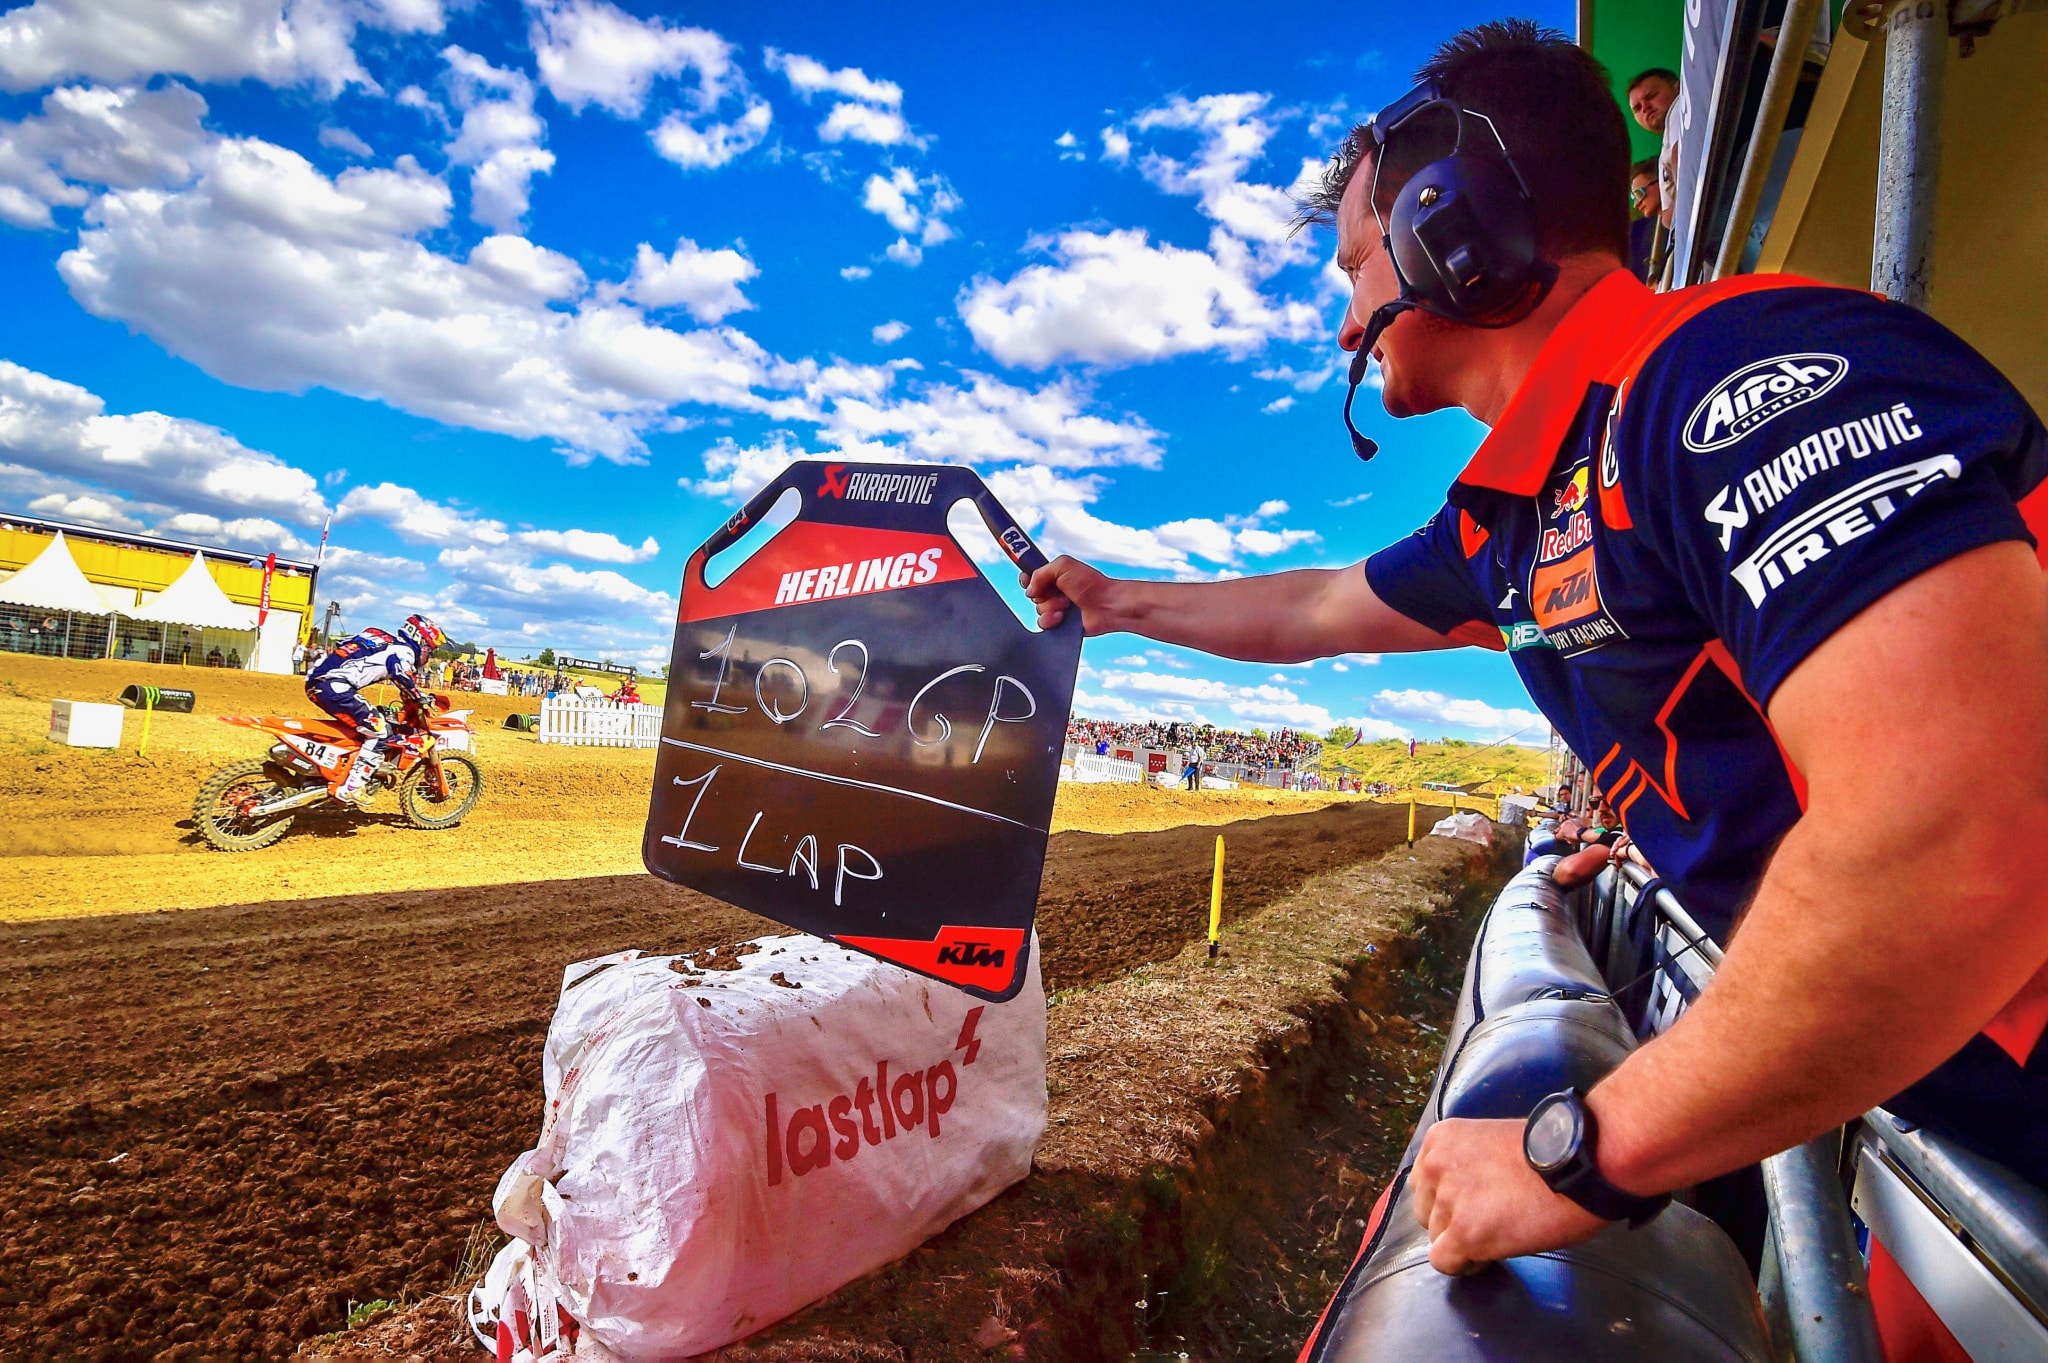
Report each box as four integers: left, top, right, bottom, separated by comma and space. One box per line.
935, 941, 1006, 968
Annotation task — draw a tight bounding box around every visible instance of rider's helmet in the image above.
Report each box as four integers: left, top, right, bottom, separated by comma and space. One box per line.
400, 613, 447, 656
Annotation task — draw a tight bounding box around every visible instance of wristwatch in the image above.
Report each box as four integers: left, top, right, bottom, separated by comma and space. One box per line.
1523, 1088, 1672, 1228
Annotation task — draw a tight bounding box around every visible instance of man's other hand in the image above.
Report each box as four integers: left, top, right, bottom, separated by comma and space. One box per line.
1022, 555, 1113, 633
1411, 1118, 1610, 1274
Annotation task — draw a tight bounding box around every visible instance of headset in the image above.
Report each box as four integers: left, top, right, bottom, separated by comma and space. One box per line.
1342, 81, 1559, 460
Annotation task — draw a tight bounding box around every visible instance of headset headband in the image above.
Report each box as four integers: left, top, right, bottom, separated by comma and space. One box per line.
1341, 80, 1557, 462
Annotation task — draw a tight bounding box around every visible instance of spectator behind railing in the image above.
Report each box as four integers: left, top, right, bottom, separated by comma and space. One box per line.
1065, 717, 1323, 771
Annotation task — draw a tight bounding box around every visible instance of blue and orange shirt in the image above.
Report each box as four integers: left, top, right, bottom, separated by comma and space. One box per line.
1365, 269, 2048, 1183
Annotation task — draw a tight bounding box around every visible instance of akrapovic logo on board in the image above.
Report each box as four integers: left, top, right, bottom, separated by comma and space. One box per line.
817, 465, 939, 505
1684, 354, 1847, 453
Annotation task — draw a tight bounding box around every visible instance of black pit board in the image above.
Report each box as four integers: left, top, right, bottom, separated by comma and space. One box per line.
643, 461, 1082, 1002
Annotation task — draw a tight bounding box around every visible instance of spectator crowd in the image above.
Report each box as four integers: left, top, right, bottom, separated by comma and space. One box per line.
1065, 718, 1323, 771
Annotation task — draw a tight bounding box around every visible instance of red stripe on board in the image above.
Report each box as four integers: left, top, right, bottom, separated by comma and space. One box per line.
834, 925, 1028, 994
682, 521, 979, 622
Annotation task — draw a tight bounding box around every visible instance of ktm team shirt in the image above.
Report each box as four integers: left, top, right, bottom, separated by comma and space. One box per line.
1365, 270, 2048, 1185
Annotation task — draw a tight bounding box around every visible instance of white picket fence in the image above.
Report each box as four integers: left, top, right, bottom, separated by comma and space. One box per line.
538, 696, 664, 748
1063, 753, 1144, 783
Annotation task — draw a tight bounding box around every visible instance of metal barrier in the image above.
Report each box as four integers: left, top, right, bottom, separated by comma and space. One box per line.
1601, 860, 2048, 1362
537, 695, 663, 748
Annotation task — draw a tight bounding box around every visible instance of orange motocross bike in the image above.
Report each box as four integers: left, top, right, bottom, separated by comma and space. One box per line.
193, 693, 483, 851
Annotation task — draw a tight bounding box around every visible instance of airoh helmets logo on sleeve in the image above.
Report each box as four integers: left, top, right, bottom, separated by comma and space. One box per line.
1683, 354, 1848, 453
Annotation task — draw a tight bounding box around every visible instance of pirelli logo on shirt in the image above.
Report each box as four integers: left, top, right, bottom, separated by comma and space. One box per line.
1728, 454, 1962, 606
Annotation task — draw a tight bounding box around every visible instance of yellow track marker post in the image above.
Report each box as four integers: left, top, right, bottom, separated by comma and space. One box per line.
1207, 835, 1225, 960
137, 688, 155, 758
1407, 790, 1417, 847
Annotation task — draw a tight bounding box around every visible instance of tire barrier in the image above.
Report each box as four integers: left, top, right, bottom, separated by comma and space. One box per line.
1302, 860, 1773, 1363
503, 712, 540, 732
117, 684, 195, 713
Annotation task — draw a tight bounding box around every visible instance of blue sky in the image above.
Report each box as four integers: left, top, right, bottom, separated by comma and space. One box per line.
0, 0, 1566, 746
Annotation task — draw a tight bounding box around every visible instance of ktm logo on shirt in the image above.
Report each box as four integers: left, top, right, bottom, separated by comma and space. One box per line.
1530, 547, 1627, 655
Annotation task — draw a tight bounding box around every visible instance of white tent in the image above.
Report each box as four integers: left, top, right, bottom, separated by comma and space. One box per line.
0, 531, 115, 615
124, 551, 258, 630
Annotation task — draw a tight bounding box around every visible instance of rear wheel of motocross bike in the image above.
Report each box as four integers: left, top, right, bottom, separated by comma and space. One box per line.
194, 758, 299, 851
400, 752, 483, 829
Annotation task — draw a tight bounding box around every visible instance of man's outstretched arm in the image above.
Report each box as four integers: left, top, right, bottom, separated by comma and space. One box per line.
1021, 555, 1463, 661
1412, 540, 2048, 1272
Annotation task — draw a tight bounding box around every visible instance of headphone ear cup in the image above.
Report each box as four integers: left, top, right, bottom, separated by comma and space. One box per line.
1388, 153, 1542, 323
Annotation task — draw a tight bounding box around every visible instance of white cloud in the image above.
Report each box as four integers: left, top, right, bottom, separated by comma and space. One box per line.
1054, 130, 1084, 162
650, 97, 771, 170
318, 125, 373, 158
766, 47, 920, 149
337, 482, 508, 547
0, 359, 329, 525
0, 0, 444, 96
859, 166, 958, 263
1127, 93, 1312, 254
1097, 667, 1336, 733
442, 46, 553, 233
25, 489, 143, 531
870, 320, 909, 345
436, 546, 673, 624
511, 527, 659, 564
764, 49, 902, 107
613, 237, 757, 323
1370, 688, 1548, 740
528, 0, 732, 118
819, 101, 919, 148
56, 135, 782, 461
840, 264, 871, 280
683, 430, 816, 501
0, 82, 208, 229
1262, 395, 1294, 414
983, 464, 1311, 575
1255, 353, 1348, 393
960, 227, 1319, 369
966, 91, 1327, 371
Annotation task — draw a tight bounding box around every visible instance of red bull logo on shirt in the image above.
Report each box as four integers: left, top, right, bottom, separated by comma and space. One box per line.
1552, 467, 1590, 516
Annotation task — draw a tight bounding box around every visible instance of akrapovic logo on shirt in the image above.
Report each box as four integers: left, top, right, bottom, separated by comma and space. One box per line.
1684, 354, 1848, 453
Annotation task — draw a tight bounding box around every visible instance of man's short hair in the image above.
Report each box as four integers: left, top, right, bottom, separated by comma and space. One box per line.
1630, 157, 1660, 180
1294, 18, 1631, 264
1626, 67, 1680, 93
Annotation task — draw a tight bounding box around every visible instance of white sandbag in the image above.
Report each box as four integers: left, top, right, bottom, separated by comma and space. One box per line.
492, 932, 1047, 1360
1429, 810, 1496, 847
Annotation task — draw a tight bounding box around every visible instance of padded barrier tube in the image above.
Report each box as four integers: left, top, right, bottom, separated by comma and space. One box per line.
1305, 861, 1773, 1363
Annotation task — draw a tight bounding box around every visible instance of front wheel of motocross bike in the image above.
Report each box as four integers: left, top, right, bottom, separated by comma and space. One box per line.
194, 758, 299, 851
399, 752, 483, 830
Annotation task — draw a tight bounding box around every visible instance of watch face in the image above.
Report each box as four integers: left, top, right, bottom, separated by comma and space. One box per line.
1525, 1097, 1581, 1172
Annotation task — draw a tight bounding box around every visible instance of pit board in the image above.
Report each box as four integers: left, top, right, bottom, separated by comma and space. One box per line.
643, 461, 1082, 1002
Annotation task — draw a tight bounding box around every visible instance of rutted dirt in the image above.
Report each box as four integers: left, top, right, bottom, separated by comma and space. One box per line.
0, 801, 1441, 1359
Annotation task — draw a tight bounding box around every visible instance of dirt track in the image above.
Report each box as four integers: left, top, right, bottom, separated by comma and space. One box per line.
0, 799, 1435, 1359
1, 653, 1359, 921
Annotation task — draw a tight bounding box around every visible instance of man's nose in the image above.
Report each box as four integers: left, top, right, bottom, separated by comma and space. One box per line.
1339, 305, 1366, 353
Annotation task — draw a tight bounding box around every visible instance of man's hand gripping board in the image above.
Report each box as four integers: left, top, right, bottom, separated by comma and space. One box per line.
643, 461, 1083, 1002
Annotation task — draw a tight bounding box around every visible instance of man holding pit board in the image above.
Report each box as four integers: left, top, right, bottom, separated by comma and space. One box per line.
1024, 15, 2048, 1330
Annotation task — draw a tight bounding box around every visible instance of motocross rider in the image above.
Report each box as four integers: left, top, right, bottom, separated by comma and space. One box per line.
304, 614, 447, 805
